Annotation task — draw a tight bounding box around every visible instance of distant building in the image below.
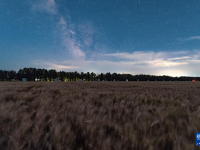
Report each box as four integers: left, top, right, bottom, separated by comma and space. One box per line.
22, 78, 26, 82
126, 79, 128, 82
54, 79, 58, 82
98, 79, 100, 82
113, 79, 116, 82
79, 79, 82, 82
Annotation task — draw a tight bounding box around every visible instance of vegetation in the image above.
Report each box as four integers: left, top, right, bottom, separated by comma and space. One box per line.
0, 68, 199, 81
0, 81, 200, 150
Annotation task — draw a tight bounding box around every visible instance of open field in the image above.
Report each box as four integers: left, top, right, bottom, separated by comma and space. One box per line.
0, 81, 200, 150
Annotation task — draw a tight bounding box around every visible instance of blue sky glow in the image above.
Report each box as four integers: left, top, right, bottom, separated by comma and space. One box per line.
0, 0, 200, 76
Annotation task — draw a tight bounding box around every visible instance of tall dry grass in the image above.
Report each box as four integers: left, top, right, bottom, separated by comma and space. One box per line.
0, 81, 200, 150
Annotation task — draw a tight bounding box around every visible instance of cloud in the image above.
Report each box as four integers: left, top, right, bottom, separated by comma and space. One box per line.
32, 0, 57, 15
104, 51, 193, 62
33, 50, 200, 76
168, 56, 191, 61
105, 51, 166, 61
187, 36, 200, 40
145, 60, 188, 67
32, 59, 188, 76
33, 60, 78, 70
179, 36, 200, 42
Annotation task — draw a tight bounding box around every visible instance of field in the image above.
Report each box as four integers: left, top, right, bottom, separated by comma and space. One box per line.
0, 81, 200, 150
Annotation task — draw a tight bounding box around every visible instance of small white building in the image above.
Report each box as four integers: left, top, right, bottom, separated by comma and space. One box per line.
126, 79, 128, 82
22, 78, 27, 82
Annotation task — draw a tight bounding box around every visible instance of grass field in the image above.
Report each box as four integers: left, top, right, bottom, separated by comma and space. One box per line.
0, 81, 200, 150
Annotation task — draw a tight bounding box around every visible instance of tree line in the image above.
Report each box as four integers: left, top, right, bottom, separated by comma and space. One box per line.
0, 68, 199, 81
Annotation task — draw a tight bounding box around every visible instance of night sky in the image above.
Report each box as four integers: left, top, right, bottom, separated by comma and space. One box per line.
0, 0, 200, 76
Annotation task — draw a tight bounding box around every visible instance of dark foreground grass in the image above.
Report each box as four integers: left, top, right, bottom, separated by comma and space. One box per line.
0, 81, 200, 150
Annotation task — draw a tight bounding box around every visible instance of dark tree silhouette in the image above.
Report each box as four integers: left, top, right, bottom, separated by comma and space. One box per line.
0, 68, 199, 81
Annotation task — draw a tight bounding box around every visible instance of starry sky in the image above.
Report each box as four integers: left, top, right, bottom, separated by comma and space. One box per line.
0, 0, 200, 76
